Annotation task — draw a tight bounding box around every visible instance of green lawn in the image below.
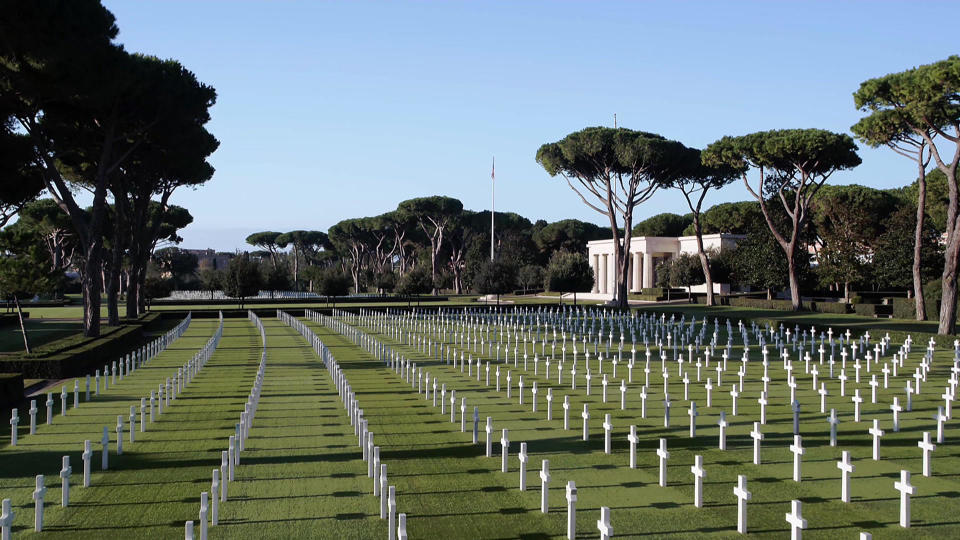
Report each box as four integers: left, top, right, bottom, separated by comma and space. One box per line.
0, 308, 956, 538
0, 320, 82, 353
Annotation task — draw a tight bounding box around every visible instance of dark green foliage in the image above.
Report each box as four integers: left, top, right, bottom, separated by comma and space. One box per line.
246, 232, 286, 268
473, 259, 517, 296
853, 304, 891, 318
900, 169, 950, 233
683, 201, 765, 235
533, 219, 608, 255
516, 265, 544, 294
222, 254, 263, 306
152, 247, 198, 287
544, 251, 594, 294
537, 127, 694, 307
670, 253, 705, 293
872, 205, 943, 290
704, 128, 860, 309
892, 297, 917, 320
263, 264, 292, 292
729, 231, 792, 297
728, 297, 804, 311
395, 265, 433, 295
198, 268, 223, 300
315, 268, 352, 298
632, 213, 692, 237
810, 301, 850, 314
375, 271, 397, 294
142, 277, 173, 301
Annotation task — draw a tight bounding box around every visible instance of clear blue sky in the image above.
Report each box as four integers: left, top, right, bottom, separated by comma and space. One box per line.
101, 0, 958, 252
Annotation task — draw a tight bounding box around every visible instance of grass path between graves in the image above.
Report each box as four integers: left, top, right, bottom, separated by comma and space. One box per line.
326, 313, 960, 538
0, 317, 261, 538
300, 316, 563, 539
211, 316, 385, 539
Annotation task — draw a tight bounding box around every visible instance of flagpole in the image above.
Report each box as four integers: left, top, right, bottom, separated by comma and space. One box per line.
490, 156, 495, 261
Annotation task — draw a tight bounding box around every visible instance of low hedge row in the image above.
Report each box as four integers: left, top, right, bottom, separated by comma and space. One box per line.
728, 297, 801, 310
0, 313, 165, 379
810, 301, 850, 314
0, 312, 29, 327
0, 372, 23, 406
853, 304, 893, 318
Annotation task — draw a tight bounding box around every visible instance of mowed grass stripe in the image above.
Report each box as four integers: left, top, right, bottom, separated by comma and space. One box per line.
302, 318, 570, 539
340, 315, 960, 538
0, 318, 262, 539
213, 317, 385, 539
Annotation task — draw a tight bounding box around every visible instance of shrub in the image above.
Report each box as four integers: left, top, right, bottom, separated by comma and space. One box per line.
854, 304, 892, 318
0, 372, 23, 406
728, 297, 803, 311
891, 297, 916, 320
0, 313, 164, 379
811, 301, 849, 314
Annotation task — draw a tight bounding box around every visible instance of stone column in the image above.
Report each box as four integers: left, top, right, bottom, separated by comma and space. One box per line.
600, 255, 608, 294
633, 252, 642, 292
643, 252, 656, 289
591, 255, 600, 293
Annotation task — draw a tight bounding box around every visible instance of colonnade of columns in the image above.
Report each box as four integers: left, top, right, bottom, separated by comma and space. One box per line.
590, 251, 662, 294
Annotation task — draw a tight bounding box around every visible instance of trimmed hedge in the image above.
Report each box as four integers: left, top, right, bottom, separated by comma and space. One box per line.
0, 372, 23, 406
892, 298, 917, 320
0, 312, 29, 327
810, 301, 849, 314
728, 297, 802, 310
853, 304, 893, 318
0, 313, 164, 379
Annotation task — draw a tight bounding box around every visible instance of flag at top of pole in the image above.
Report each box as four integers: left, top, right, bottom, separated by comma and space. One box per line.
490, 156, 495, 261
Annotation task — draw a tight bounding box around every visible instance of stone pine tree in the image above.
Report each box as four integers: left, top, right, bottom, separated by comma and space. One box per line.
276, 230, 328, 290
396, 196, 463, 294
246, 232, 286, 269
852, 56, 960, 332
536, 127, 690, 308
703, 129, 861, 310
665, 147, 739, 306
2, 1, 148, 336
328, 218, 371, 294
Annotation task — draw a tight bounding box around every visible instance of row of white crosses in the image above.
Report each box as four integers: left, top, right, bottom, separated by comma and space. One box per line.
186, 311, 265, 540
3, 313, 223, 537
335, 307, 952, 536
10, 313, 193, 446
325, 311, 617, 540
300, 311, 409, 540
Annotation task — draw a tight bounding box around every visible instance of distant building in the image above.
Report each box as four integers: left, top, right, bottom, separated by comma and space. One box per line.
182, 248, 233, 271
586, 233, 743, 297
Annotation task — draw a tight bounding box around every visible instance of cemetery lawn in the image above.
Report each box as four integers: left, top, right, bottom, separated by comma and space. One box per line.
0, 320, 81, 352
2, 309, 958, 538
310, 312, 960, 538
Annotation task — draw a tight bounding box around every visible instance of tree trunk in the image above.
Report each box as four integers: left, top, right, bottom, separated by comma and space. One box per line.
14, 294, 30, 354
125, 268, 140, 319
938, 235, 960, 334
787, 252, 801, 310
82, 243, 103, 337
844, 281, 850, 302
106, 257, 120, 326
766, 288, 772, 300
693, 216, 714, 306
429, 237, 438, 295
914, 168, 928, 320
293, 247, 300, 290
